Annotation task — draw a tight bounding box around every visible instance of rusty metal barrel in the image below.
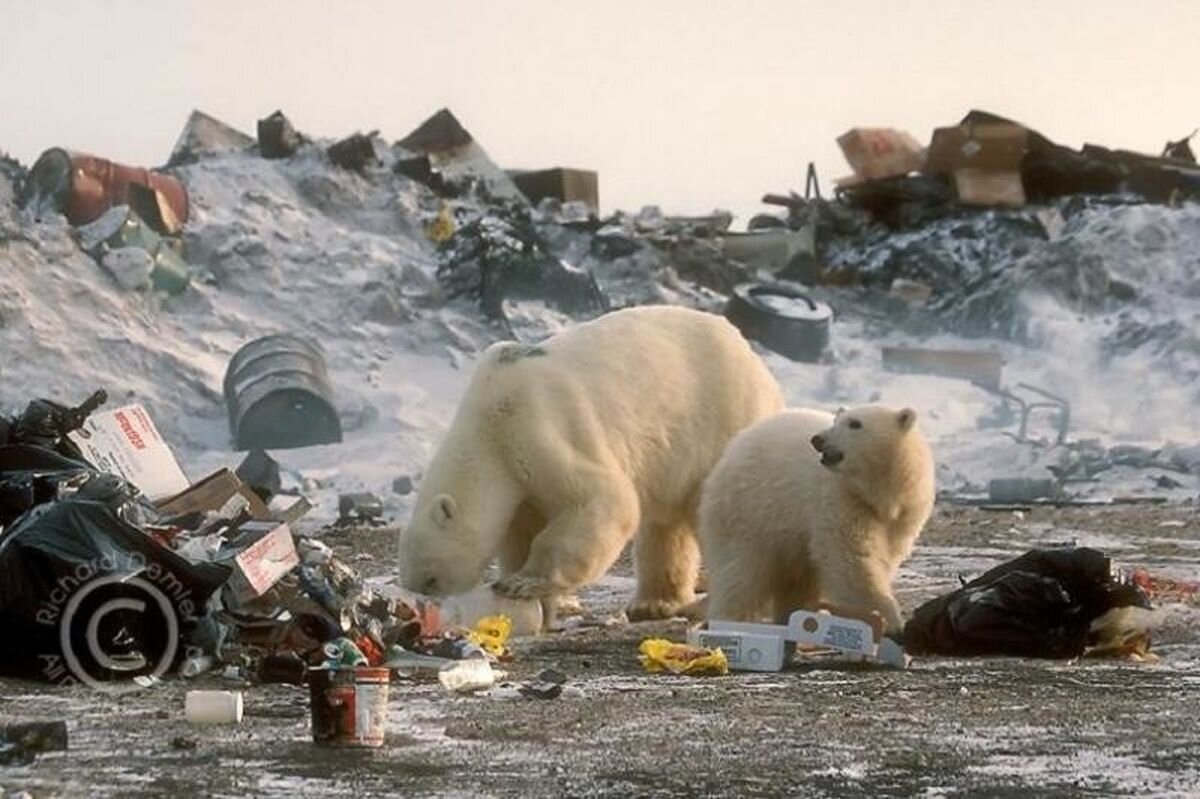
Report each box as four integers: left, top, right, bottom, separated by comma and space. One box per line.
223, 335, 342, 451
20, 148, 188, 227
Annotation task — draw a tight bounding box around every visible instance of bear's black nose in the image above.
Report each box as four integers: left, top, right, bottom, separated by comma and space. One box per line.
811, 434, 825, 451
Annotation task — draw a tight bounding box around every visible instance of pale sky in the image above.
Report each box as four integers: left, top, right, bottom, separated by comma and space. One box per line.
3, 1, 1198, 222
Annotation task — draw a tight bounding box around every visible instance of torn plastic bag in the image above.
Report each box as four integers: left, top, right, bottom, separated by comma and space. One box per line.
903, 547, 1151, 659
3, 390, 107, 460
0, 500, 230, 680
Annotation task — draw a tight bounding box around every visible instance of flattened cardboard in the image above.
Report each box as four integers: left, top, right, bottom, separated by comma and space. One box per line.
68, 404, 189, 501
157, 468, 272, 521
954, 168, 1026, 208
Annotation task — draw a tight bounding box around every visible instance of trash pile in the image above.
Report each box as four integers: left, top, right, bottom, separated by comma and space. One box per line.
0, 388, 526, 699
3, 102, 1200, 714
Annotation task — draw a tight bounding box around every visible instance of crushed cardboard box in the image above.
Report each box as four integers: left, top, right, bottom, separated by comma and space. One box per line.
67, 403, 190, 501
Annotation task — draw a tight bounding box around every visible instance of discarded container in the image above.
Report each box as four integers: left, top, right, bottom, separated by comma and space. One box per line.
338, 492, 384, 523
437, 585, 543, 636
75, 206, 191, 294
925, 123, 1028, 174
258, 652, 309, 685
953, 168, 1026, 208
721, 224, 816, 274
185, 690, 244, 724
169, 109, 255, 166
126, 182, 183, 236
67, 402, 192, 501
836, 128, 925, 182
180, 654, 215, 679
309, 667, 390, 747
236, 450, 282, 501
881, 346, 1003, 390
988, 478, 1057, 503
257, 110, 302, 159
327, 132, 378, 172
510, 168, 599, 213
226, 521, 301, 602
20, 148, 188, 227
724, 282, 832, 362
223, 334, 342, 451
0, 721, 69, 765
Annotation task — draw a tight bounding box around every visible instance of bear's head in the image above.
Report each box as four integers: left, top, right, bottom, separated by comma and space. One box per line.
810, 404, 919, 481
398, 494, 490, 596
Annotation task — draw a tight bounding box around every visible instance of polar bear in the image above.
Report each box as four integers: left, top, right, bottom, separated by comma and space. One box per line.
398, 305, 784, 623
697, 405, 935, 635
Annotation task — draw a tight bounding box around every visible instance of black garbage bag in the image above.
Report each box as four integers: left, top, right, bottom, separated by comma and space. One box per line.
0, 500, 230, 681
903, 547, 1151, 659
3, 389, 107, 461
0, 444, 149, 528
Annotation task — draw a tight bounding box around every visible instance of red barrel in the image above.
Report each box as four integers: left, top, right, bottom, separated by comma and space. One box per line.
22, 147, 189, 227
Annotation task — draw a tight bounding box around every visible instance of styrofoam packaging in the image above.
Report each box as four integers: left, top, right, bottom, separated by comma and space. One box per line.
438, 585, 543, 635
687, 629, 787, 672
786, 610, 877, 657
185, 690, 244, 724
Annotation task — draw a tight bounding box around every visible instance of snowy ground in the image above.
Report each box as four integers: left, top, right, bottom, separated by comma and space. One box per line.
2, 505, 1199, 798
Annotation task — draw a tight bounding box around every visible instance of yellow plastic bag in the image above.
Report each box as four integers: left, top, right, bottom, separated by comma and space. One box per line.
426, 206, 455, 244
638, 638, 728, 676
468, 614, 513, 658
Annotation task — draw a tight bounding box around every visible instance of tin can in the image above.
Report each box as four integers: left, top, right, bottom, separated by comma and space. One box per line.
309, 667, 389, 747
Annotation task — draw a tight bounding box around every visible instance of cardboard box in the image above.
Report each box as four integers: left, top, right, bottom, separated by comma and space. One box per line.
689, 629, 786, 672
691, 609, 908, 671
954, 168, 1026, 208
836, 128, 925, 180
157, 468, 272, 521
509, 168, 599, 212
227, 521, 299, 600
926, 123, 1028, 174
67, 404, 189, 501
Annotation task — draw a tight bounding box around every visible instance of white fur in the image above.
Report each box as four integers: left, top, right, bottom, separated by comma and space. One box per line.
697, 405, 935, 634
398, 305, 784, 621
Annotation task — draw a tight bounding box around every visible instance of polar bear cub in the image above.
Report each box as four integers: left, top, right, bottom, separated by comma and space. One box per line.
697, 405, 935, 635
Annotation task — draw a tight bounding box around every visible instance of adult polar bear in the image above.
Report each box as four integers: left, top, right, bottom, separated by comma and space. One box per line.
399, 305, 784, 622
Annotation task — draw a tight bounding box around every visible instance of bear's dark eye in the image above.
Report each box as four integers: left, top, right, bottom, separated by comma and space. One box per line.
848, 419, 862, 430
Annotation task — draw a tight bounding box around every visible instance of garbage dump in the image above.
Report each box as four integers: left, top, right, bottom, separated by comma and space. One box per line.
3, 103, 1200, 749
0, 388, 524, 699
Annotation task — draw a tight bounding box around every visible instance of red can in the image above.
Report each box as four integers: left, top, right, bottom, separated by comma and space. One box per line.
309, 666, 390, 748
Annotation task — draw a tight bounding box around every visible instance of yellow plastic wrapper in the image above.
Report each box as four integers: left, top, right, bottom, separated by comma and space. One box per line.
426, 206, 455, 244
467, 614, 513, 658
638, 638, 728, 676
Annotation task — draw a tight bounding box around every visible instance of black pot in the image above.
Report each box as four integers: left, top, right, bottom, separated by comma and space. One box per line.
724, 282, 832, 362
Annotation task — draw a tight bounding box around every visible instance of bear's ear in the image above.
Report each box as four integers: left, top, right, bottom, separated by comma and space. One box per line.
897, 408, 916, 431
432, 494, 458, 528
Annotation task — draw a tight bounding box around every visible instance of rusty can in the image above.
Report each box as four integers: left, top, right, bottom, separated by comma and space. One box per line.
309, 666, 390, 747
